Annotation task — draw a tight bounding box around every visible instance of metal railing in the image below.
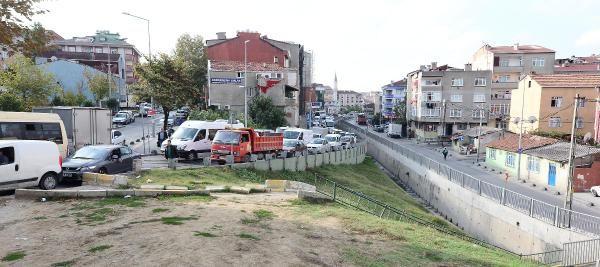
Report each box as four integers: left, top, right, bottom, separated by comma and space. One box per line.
339, 120, 600, 238
562, 238, 600, 266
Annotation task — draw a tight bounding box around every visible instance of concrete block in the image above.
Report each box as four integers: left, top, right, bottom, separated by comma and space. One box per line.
315, 153, 324, 167
133, 189, 163, 197
161, 189, 192, 196
140, 184, 165, 190
230, 186, 251, 194
112, 175, 128, 186
77, 190, 107, 198
286, 181, 316, 192
45, 190, 79, 198
165, 185, 188, 190
203, 157, 211, 166
245, 184, 270, 193
82, 172, 98, 184
334, 151, 342, 165
14, 189, 52, 199
284, 157, 297, 171
106, 189, 135, 197
306, 154, 316, 168
265, 179, 288, 192
254, 160, 269, 171
297, 190, 333, 204
96, 173, 115, 185
205, 185, 227, 192
269, 158, 284, 171
232, 162, 252, 169
323, 152, 330, 165
297, 156, 306, 171
265, 154, 273, 160
225, 155, 234, 165
187, 189, 210, 196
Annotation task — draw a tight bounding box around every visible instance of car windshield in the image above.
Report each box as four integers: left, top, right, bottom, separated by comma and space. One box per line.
171, 127, 198, 140
283, 131, 300, 139
341, 136, 352, 142
310, 139, 324, 145
325, 136, 338, 142
283, 140, 297, 147
213, 131, 240, 144
71, 146, 108, 160
115, 113, 127, 118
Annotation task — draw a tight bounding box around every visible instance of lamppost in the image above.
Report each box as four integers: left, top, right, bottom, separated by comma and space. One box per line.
122, 11, 153, 107
244, 40, 250, 127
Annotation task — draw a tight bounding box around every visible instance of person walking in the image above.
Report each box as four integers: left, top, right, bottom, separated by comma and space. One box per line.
157, 128, 167, 148
167, 127, 175, 138
442, 147, 448, 160
165, 139, 177, 169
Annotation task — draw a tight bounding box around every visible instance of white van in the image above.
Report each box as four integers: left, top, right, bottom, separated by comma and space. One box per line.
0, 140, 62, 190
0, 112, 69, 158
325, 134, 342, 150
162, 120, 244, 159
283, 128, 314, 144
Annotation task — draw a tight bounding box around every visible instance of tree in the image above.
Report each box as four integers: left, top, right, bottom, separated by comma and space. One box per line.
63, 91, 87, 106
174, 33, 209, 109
85, 70, 114, 106
132, 53, 190, 130
188, 109, 229, 121
0, 93, 25, 111
0, 54, 58, 110
106, 98, 119, 112
392, 101, 407, 124
0, 0, 46, 46
16, 22, 55, 58
248, 95, 286, 129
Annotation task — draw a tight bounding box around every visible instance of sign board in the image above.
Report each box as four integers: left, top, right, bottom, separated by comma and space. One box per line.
311, 102, 322, 109
210, 78, 243, 85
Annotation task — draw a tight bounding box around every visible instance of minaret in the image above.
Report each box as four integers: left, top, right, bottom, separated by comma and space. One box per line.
333, 73, 338, 108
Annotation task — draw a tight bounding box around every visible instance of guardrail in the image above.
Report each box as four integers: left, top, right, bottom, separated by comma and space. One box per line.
339, 121, 600, 237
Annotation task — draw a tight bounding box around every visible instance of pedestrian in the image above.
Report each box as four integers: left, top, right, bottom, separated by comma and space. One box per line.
167, 127, 175, 138
165, 139, 177, 169
442, 147, 448, 160
157, 128, 167, 148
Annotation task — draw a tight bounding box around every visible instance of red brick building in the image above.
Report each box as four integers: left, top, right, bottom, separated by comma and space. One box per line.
206, 32, 289, 67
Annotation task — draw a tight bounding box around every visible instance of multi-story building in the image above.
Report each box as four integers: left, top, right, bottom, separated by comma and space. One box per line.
406, 62, 492, 140
361, 91, 382, 115
471, 44, 555, 129
381, 79, 406, 118
337, 90, 364, 107
555, 55, 600, 74
509, 74, 600, 141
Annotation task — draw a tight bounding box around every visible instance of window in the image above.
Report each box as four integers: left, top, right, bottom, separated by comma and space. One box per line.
0, 122, 63, 144
208, 129, 219, 141
284, 55, 289, 68
549, 117, 561, 128
274, 56, 279, 63
474, 77, 487, 86
457, 124, 467, 130
527, 156, 540, 173
489, 148, 496, 160
576, 117, 584, 129
578, 98, 586, 107
473, 94, 486, 103
506, 153, 515, 168
532, 57, 545, 67
550, 96, 562, 108
119, 147, 132, 156
113, 131, 122, 138
498, 75, 510, 83
451, 78, 464, 87
449, 109, 462, 118
110, 48, 118, 54
450, 94, 463, 102
500, 59, 509, 67
241, 134, 250, 143
472, 109, 485, 118
276, 73, 282, 79
423, 91, 441, 102
95, 47, 103, 53
0, 147, 15, 165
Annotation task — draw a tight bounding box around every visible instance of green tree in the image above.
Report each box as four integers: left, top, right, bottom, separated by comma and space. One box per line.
392, 101, 407, 124
188, 109, 229, 121
132, 53, 190, 130
0, 93, 25, 111
15, 22, 55, 58
106, 98, 119, 112
63, 91, 87, 106
0, 54, 58, 110
0, 0, 46, 46
85, 70, 114, 106
248, 95, 286, 129
174, 33, 209, 109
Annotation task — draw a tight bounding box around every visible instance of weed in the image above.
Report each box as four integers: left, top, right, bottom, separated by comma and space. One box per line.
129, 218, 162, 225
161, 216, 198, 225
240, 218, 259, 224
253, 209, 275, 220
51, 260, 76, 267
193, 231, 217, 237
238, 232, 260, 240
33, 216, 47, 220
2, 251, 25, 262
96, 197, 145, 208
152, 208, 169, 213
58, 214, 69, 218
116, 184, 131, 189
157, 195, 214, 202
89, 245, 112, 253
210, 225, 223, 230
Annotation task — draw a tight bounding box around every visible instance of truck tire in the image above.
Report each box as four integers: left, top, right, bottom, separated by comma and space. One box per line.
39, 172, 58, 190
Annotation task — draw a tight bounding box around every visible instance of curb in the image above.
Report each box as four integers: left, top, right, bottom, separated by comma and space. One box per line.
15, 189, 210, 200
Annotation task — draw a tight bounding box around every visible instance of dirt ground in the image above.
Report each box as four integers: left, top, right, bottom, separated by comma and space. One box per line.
0, 192, 387, 267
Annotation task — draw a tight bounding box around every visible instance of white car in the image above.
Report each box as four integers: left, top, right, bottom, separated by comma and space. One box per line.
112, 113, 129, 125
0, 140, 62, 190
306, 138, 331, 154
591, 186, 600, 197
324, 134, 342, 151
111, 130, 125, 145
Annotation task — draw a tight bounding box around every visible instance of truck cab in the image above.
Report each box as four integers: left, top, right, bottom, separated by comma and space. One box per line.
211, 128, 283, 164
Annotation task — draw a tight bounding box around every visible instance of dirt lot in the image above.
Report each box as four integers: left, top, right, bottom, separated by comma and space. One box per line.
0, 193, 387, 267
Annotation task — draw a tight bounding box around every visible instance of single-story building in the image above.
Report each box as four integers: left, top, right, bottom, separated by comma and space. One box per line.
451, 126, 503, 154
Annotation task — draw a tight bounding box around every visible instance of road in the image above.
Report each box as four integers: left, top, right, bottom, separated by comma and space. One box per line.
115, 113, 168, 154
347, 121, 600, 218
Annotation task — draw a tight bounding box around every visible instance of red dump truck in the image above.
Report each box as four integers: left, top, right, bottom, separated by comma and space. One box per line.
357, 113, 367, 125
210, 128, 283, 163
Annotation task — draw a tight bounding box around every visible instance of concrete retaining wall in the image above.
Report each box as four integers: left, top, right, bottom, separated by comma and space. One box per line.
315, 154, 324, 167
269, 158, 284, 171
284, 157, 297, 171
306, 154, 316, 169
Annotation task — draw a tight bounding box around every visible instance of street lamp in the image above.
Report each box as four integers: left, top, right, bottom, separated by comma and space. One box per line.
122, 11, 153, 108
244, 40, 250, 127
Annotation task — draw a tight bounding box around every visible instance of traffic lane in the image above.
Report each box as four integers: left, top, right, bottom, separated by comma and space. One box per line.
351, 123, 600, 217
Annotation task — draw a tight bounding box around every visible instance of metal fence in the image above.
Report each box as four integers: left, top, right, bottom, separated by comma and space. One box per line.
339, 121, 600, 237
562, 238, 600, 266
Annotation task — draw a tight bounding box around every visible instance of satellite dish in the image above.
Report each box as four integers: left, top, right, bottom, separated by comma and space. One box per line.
513, 117, 521, 124
584, 132, 592, 142
528, 116, 537, 123
50, 56, 57, 62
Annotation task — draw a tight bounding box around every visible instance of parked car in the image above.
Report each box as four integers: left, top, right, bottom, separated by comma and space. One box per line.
325, 134, 342, 151
340, 135, 356, 148
112, 112, 129, 125
373, 125, 385, 133
111, 130, 125, 145
61, 145, 140, 180
313, 133, 322, 139
282, 139, 307, 157
118, 110, 135, 123
306, 138, 331, 154
591, 185, 600, 197
0, 140, 62, 190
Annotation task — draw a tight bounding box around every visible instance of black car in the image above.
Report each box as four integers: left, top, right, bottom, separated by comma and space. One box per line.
61, 145, 140, 180
373, 125, 385, 133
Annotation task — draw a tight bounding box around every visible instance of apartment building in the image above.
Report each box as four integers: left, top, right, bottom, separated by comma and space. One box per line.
337, 90, 364, 107
555, 54, 600, 74
509, 74, 600, 141
471, 44, 555, 129
362, 91, 382, 115
406, 63, 491, 140
381, 79, 406, 118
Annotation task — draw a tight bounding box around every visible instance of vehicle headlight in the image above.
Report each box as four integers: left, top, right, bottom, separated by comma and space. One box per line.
82, 166, 96, 171
178, 144, 187, 150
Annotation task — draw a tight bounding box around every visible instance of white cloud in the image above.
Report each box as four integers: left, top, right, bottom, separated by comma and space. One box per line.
576, 30, 600, 47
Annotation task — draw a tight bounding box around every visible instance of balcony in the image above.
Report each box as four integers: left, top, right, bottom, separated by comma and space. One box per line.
491, 81, 518, 89
383, 94, 394, 99
421, 107, 441, 118
42, 51, 121, 62
490, 93, 512, 100
493, 66, 523, 73
383, 102, 394, 108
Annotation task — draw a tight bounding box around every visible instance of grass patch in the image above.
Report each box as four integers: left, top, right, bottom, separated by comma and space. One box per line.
51, 260, 76, 267
95, 197, 145, 208
238, 232, 260, 240
88, 245, 112, 253
253, 209, 275, 220
152, 208, 169, 213
69, 197, 146, 225
2, 251, 25, 262
161, 216, 198, 225
157, 195, 214, 202
58, 214, 69, 218
240, 217, 260, 224
135, 168, 264, 189
193, 231, 217, 237
33, 216, 47, 220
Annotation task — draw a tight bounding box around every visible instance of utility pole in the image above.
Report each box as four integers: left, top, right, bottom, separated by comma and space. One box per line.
517, 81, 527, 181
475, 106, 484, 163
440, 99, 447, 145
564, 94, 581, 214
244, 40, 250, 127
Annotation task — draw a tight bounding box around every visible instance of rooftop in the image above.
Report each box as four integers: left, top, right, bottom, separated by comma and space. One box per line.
54, 30, 133, 47
486, 44, 555, 54
554, 64, 600, 73
458, 126, 501, 138
531, 74, 600, 88
486, 133, 559, 153
526, 142, 600, 163
210, 60, 293, 72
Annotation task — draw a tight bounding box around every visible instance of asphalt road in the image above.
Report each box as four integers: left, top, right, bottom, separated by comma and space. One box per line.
348, 121, 600, 218
114, 114, 168, 154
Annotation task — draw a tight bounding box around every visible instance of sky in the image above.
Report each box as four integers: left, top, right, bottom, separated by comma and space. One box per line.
35, 0, 600, 92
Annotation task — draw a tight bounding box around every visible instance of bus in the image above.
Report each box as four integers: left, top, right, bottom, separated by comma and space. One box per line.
0, 112, 69, 157
357, 113, 367, 125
